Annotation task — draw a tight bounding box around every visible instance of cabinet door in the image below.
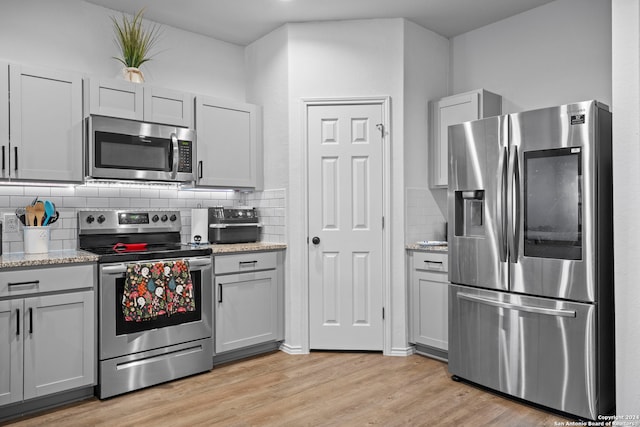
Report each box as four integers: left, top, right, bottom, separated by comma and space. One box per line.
215, 270, 278, 353
0, 300, 23, 406
412, 269, 449, 350
144, 86, 193, 127
195, 96, 260, 188
22, 291, 95, 400
9, 64, 83, 182
430, 92, 479, 188
0, 62, 8, 180
87, 78, 143, 120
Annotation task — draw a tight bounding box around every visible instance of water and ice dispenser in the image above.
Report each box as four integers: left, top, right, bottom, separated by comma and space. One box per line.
454, 190, 485, 237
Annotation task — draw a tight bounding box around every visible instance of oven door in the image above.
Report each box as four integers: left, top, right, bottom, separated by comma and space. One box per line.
99, 256, 212, 361
87, 115, 195, 182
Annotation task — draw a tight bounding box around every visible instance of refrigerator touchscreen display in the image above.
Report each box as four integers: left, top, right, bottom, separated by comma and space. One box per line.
524, 148, 582, 260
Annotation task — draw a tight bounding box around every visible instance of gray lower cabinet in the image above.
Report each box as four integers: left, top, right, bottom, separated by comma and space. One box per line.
213, 251, 284, 361
409, 250, 449, 360
0, 264, 95, 407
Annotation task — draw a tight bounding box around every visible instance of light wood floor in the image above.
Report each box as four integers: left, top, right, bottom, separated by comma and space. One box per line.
5, 351, 571, 427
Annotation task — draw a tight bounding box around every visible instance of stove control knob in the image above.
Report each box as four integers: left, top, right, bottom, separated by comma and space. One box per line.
169, 214, 177, 222
86, 215, 95, 224
161, 215, 168, 222
152, 215, 160, 223
97, 215, 106, 224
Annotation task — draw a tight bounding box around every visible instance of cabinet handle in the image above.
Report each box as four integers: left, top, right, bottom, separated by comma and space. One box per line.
14, 146, 18, 171
29, 307, 33, 334
2, 145, 5, 171
8, 280, 40, 287
239, 261, 258, 266
198, 160, 203, 179
218, 283, 223, 303
16, 308, 20, 336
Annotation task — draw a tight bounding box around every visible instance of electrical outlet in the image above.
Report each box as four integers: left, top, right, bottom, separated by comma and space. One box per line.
3, 214, 20, 233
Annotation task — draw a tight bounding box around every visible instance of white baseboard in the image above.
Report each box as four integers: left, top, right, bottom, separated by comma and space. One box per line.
387, 346, 415, 357
279, 343, 309, 355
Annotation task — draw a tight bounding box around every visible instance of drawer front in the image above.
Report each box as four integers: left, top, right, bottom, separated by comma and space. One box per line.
215, 252, 277, 275
413, 251, 448, 273
0, 264, 95, 297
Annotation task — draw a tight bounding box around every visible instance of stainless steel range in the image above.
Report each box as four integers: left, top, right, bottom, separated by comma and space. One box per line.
78, 209, 213, 399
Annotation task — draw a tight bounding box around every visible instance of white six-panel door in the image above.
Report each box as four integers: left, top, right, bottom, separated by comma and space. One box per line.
308, 102, 384, 350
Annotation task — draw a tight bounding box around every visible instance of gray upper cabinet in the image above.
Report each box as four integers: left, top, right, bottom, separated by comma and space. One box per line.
143, 86, 193, 128
195, 96, 262, 189
85, 78, 143, 120
429, 89, 501, 188
5, 64, 83, 182
0, 62, 8, 179
85, 79, 193, 127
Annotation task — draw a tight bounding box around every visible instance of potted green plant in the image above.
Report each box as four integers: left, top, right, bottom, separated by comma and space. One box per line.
111, 8, 162, 83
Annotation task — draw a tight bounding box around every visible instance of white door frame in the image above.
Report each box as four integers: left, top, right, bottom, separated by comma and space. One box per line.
301, 96, 392, 355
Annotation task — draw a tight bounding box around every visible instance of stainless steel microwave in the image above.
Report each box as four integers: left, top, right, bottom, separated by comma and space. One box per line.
86, 115, 195, 183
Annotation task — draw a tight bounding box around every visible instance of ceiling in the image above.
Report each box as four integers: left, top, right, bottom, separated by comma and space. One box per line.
85, 0, 556, 46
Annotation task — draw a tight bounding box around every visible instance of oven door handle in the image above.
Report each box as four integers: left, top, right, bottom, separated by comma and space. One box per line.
102, 258, 211, 275
188, 258, 212, 268
102, 264, 127, 275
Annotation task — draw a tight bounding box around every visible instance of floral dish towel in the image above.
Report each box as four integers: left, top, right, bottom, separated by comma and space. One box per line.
122, 260, 195, 322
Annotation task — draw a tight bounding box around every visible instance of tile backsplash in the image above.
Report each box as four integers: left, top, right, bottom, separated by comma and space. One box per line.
405, 187, 446, 244
0, 184, 286, 254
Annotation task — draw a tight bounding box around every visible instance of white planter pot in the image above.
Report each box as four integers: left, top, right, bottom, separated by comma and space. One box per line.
122, 67, 144, 83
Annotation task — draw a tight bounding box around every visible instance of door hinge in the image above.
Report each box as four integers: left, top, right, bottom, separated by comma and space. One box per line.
382, 216, 385, 230
382, 307, 385, 320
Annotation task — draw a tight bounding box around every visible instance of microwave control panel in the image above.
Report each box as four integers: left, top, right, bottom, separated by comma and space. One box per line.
177, 140, 193, 172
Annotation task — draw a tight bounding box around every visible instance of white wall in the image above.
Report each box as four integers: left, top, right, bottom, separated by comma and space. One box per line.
286, 19, 406, 354
451, 0, 611, 113
403, 21, 449, 244
612, 0, 640, 416
245, 26, 290, 190
0, 0, 246, 100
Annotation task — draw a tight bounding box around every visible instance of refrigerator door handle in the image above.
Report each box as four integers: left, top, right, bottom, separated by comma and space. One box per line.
457, 292, 576, 318
507, 145, 521, 263
497, 146, 508, 262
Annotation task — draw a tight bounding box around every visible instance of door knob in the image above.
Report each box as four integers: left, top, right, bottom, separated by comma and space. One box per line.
312, 236, 320, 245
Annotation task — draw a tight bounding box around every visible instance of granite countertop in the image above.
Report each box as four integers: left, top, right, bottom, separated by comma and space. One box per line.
209, 242, 287, 254
0, 249, 99, 270
406, 243, 448, 253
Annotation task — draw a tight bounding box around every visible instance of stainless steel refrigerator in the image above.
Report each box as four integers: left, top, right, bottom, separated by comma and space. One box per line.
447, 100, 614, 420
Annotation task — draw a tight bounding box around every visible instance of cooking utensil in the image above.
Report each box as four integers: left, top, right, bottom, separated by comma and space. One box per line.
47, 211, 60, 225
25, 205, 35, 226
43, 200, 55, 226
112, 242, 148, 252
15, 207, 26, 226
33, 202, 45, 227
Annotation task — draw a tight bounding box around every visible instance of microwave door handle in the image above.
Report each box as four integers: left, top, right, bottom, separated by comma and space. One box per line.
171, 133, 179, 179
